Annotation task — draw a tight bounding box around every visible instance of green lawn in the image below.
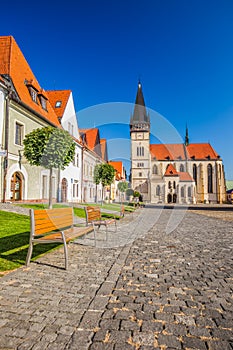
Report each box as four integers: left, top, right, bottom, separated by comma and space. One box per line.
0, 203, 127, 275
0, 211, 63, 276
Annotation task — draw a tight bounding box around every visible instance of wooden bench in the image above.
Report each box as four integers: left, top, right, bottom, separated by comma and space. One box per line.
120, 204, 132, 217
26, 207, 93, 270
84, 206, 117, 237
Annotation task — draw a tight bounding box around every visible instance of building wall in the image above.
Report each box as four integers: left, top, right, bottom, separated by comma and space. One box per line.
131, 131, 150, 201
82, 148, 103, 203
61, 93, 80, 139
59, 143, 82, 203
4, 100, 58, 202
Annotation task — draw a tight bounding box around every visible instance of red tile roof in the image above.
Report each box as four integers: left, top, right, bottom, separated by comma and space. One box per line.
178, 172, 194, 182
186, 143, 219, 160
46, 90, 71, 119
109, 161, 125, 180
164, 164, 179, 176
150, 144, 186, 160
0, 36, 60, 127
79, 128, 99, 151
100, 139, 108, 161
150, 143, 219, 161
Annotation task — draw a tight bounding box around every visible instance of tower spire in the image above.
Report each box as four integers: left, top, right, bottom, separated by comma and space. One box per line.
130, 81, 150, 133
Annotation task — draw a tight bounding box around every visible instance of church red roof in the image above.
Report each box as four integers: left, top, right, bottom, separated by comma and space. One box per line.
164, 164, 179, 176
186, 143, 219, 160
178, 172, 194, 182
150, 143, 219, 161
150, 144, 186, 160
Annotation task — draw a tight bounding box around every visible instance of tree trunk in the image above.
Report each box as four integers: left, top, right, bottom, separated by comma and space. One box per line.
101, 183, 104, 206
49, 167, 53, 209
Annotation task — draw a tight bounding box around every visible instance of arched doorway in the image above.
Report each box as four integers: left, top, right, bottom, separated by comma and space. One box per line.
10, 172, 23, 201
61, 178, 68, 202
167, 193, 172, 203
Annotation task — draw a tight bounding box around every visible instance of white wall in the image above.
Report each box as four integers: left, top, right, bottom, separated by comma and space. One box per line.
61, 92, 79, 139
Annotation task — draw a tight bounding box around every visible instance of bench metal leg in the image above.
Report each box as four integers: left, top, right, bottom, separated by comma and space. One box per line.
62, 232, 68, 270
26, 241, 33, 266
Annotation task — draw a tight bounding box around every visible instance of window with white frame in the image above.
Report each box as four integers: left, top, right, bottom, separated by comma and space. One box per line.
15, 122, 24, 145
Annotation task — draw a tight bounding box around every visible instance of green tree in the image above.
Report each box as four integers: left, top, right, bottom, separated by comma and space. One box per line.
23, 126, 75, 208
94, 163, 115, 204
117, 181, 128, 203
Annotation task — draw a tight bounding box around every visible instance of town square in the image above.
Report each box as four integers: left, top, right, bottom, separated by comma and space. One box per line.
0, 1, 233, 349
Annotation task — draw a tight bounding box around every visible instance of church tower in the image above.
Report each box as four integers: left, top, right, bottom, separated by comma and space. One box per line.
130, 81, 151, 201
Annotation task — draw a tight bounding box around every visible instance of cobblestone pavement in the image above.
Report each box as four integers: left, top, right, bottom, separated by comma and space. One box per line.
0, 207, 233, 350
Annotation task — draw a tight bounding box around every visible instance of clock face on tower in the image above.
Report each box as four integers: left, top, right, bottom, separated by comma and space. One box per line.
137, 133, 143, 140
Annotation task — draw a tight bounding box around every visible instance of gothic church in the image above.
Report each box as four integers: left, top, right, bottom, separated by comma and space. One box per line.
130, 82, 226, 204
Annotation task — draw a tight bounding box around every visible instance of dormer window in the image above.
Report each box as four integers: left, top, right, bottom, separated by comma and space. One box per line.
55, 101, 62, 108
40, 97, 47, 110
38, 93, 48, 111
25, 80, 38, 104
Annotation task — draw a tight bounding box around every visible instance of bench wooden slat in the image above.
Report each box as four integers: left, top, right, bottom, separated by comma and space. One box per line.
26, 207, 93, 270
34, 219, 73, 235
84, 206, 117, 235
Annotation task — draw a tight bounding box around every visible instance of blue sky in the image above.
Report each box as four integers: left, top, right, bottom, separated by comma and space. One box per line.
2, 0, 233, 179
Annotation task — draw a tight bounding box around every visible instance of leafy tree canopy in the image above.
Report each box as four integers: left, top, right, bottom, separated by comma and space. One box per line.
94, 163, 115, 187
23, 127, 75, 170
117, 181, 128, 193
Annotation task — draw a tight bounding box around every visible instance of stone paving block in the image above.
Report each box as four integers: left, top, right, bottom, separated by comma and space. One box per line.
79, 311, 103, 330
182, 335, 208, 350
157, 334, 182, 349
0, 208, 233, 350
131, 331, 155, 347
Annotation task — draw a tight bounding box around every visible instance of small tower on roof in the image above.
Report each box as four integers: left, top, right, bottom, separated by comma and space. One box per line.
130, 81, 150, 134
185, 124, 189, 146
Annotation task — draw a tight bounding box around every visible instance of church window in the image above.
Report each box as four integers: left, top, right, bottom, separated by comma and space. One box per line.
173, 181, 176, 189
188, 187, 192, 197
137, 146, 144, 157
219, 164, 221, 179
152, 164, 158, 174
139, 172, 142, 177
137, 163, 144, 167
156, 185, 160, 196
208, 164, 213, 193
181, 187, 185, 197
168, 181, 172, 189
193, 164, 197, 184
180, 164, 185, 172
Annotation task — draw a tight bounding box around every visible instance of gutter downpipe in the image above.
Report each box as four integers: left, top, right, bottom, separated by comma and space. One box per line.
3, 90, 10, 203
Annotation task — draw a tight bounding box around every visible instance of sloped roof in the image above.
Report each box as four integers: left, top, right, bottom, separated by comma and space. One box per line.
100, 139, 108, 161
186, 143, 219, 160
178, 172, 194, 182
109, 161, 124, 180
46, 90, 71, 119
79, 128, 99, 150
130, 81, 150, 127
164, 164, 179, 176
0, 36, 60, 127
150, 143, 219, 161
150, 144, 186, 160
